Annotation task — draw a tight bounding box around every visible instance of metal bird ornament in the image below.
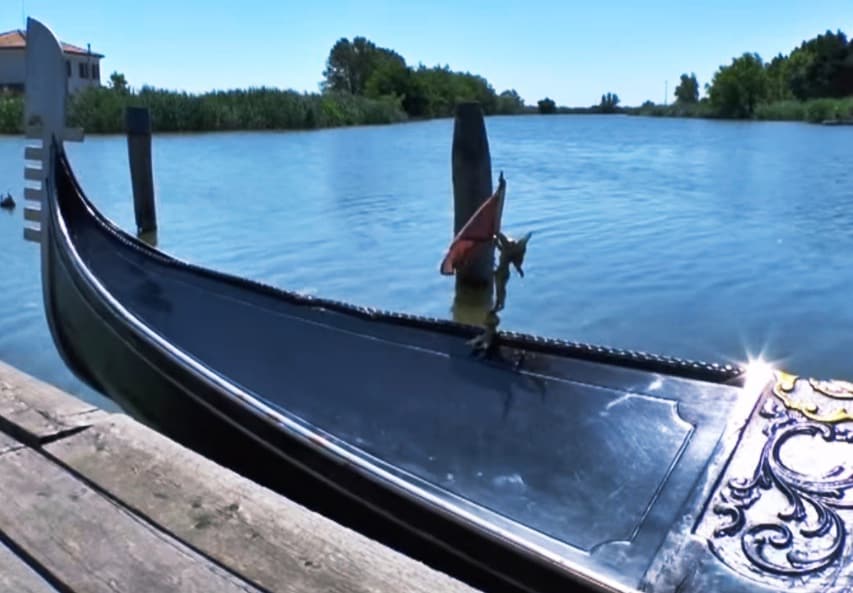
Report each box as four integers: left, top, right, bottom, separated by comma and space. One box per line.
468, 229, 533, 355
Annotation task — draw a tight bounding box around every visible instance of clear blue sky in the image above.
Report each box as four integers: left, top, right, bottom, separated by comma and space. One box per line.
3, 1, 852, 106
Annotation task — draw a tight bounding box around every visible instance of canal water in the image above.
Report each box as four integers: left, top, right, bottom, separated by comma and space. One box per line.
1, 115, 852, 408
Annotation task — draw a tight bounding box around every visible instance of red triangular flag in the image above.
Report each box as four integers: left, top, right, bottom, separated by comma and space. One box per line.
440, 176, 505, 275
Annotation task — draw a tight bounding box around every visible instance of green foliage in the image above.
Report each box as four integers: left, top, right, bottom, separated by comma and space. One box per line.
674, 73, 699, 103
626, 99, 713, 118
406, 65, 498, 118
321, 36, 506, 118
787, 30, 853, 99
0, 92, 23, 134
765, 54, 793, 101
597, 92, 620, 113
63, 84, 406, 134
707, 53, 768, 118
322, 37, 406, 96
537, 97, 556, 114
803, 97, 853, 122
496, 89, 525, 115
108, 71, 129, 94
701, 29, 851, 119
753, 100, 805, 120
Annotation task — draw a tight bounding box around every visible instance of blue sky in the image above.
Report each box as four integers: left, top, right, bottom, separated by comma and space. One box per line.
3, 1, 851, 106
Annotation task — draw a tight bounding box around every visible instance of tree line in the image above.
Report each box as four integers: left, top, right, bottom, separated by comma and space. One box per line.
0, 35, 528, 134
634, 29, 853, 121
321, 36, 525, 117
2, 29, 851, 134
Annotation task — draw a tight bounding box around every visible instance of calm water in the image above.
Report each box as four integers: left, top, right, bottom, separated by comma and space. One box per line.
1, 115, 852, 408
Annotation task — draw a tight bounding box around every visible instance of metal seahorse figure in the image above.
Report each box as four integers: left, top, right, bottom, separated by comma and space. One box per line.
468, 229, 532, 354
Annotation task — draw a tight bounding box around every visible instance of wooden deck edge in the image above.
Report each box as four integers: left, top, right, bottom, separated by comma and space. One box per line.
0, 361, 109, 446
0, 360, 480, 593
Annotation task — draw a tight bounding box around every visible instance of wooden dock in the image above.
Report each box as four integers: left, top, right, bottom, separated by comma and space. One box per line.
0, 360, 479, 593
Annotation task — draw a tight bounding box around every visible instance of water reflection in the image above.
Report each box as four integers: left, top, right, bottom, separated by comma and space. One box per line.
451, 281, 493, 326
137, 229, 158, 247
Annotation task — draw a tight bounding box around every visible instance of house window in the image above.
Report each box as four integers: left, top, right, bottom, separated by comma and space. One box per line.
92, 64, 99, 80
66, 61, 71, 78
79, 63, 90, 78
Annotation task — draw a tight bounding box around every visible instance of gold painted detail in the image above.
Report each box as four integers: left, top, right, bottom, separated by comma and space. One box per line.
771, 371, 853, 424
809, 378, 853, 400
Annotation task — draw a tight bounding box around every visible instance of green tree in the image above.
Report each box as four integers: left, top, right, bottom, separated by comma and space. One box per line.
537, 97, 556, 114
364, 57, 410, 99
322, 37, 406, 96
765, 54, 793, 101
788, 30, 853, 99
496, 89, 525, 114
108, 71, 129, 94
707, 53, 768, 118
598, 92, 620, 113
409, 65, 497, 117
674, 73, 699, 103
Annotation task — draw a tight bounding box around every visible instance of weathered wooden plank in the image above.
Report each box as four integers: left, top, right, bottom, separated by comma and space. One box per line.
0, 360, 108, 445
46, 415, 478, 593
0, 431, 23, 454
0, 539, 59, 593
0, 447, 262, 593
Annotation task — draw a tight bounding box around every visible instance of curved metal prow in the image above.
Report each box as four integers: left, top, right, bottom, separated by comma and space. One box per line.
23, 17, 84, 244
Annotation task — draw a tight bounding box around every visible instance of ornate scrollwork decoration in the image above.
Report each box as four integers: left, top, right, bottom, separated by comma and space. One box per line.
701, 367, 853, 588
772, 371, 853, 424
711, 399, 853, 578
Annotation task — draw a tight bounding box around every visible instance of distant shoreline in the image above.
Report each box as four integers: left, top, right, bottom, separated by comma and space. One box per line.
2, 93, 852, 137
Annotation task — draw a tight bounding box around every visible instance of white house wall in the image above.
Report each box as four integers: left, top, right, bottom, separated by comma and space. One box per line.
0, 48, 101, 93
66, 54, 101, 94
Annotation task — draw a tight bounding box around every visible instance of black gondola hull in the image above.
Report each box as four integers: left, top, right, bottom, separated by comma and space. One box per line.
42, 144, 796, 593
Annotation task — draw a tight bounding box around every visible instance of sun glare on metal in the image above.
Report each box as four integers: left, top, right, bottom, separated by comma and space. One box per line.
743, 358, 775, 394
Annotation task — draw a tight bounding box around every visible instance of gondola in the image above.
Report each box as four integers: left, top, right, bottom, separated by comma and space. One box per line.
23, 18, 853, 593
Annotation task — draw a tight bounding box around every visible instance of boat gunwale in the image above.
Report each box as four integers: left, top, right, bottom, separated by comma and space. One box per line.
58, 148, 745, 387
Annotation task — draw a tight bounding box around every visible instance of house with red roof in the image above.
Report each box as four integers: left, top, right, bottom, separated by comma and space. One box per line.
0, 29, 103, 94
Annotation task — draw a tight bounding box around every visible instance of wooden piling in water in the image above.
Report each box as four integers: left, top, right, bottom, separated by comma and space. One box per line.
451, 102, 495, 289
125, 106, 156, 235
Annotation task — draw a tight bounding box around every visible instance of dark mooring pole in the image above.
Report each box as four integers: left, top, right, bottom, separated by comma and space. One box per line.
125, 106, 156, 235
451, 102, 494, 289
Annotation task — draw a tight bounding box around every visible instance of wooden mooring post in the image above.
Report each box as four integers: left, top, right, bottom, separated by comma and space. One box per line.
451, 102, 495, 289
125, 106, 157, 235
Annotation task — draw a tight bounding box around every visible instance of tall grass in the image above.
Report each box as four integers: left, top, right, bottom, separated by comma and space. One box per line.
0, 86, 407, 135
626, 101, 716, 118
628, 97, 853, 123
755, 98, 853, 122
69, 86, 407, 133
